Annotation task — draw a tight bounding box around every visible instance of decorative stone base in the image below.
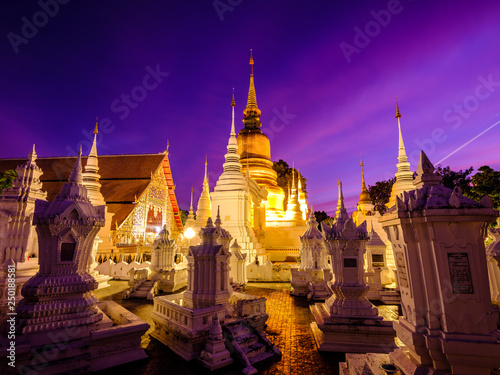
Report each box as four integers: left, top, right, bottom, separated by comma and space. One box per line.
0, 301, 148, 373
340, 350, 450, 375
342, 346, 500, 375
310, 304, 396, 353
199, 355, 233, 371
290, 283, 308, 296
291, 281, 332, 301
157, 268, 188, 293
93, 272, 112, 289
151, 302, 225, 361
340, 353, 405, 375
392, 319, 500, 374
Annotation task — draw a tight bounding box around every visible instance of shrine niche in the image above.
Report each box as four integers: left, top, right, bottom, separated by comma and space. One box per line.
146, 206, 163, 232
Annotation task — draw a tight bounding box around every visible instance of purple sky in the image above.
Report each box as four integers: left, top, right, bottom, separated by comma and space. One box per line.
1, 1, 499, 216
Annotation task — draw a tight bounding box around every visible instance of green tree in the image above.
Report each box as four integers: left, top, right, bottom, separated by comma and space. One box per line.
179, 209, 188, 226
368, 177, 395, 215
314, 210, 329, 224
435, 165, 473, 194
273, 159, 307, 209
468, 166, 500, 209
0, 169, 17, 194
314, 210, 334, 231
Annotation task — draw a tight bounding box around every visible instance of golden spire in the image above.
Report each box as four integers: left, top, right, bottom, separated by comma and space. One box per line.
187, 186, 195, 221
204, 155, 208, 184
189, 187, 193, 211
358, 156, 371, 204
387, 98, 414, 207
395, 97, 401, 118
243, 49, 262, 130
231, 89, 236, 136
249, 49, 254, 75
196, 157, 212, 223
246, 50, 258, 109
396, 99, 407, 160
360, 157, 367, 191
88, 118, 99, 159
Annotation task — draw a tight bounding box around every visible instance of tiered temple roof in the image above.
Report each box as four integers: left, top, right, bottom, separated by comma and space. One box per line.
0, 152, 183, 233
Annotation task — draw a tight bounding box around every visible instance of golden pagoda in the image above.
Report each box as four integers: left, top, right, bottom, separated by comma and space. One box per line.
238, 51, 286, 220
358, 157, 372, 207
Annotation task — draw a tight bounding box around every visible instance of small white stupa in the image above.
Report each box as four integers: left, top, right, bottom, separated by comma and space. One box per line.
0, 145, 47, 319
291, 206, 332, 300
310, 181, 396, 353
0, 145, 47, 263
387, 101, 414, 207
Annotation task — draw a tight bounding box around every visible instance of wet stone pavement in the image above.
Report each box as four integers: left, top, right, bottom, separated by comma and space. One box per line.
93, 281, 399, 375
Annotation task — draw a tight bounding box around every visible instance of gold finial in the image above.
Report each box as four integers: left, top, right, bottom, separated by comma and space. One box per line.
231, 88, 235, 107
359, 155, 371, 204
361, 156, 367, 189
395, 97, 401, 118
189, 186, 193, 211
94, 116, 98, 135
166, 140, 169, 154
249, 49, 254, 75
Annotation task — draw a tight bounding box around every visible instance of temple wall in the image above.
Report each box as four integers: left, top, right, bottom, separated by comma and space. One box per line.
265, 225, 306, 261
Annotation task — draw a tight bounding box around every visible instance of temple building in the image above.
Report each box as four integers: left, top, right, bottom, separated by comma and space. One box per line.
0, 138, 184, 259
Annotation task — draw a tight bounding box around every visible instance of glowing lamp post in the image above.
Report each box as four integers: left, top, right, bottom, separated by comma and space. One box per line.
185, 227, 195, 247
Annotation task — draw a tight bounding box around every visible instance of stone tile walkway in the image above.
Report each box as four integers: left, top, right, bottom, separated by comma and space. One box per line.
94, 281, 399, 375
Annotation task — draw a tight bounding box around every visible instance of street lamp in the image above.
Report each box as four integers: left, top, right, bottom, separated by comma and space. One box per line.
185, 227, 195, 247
